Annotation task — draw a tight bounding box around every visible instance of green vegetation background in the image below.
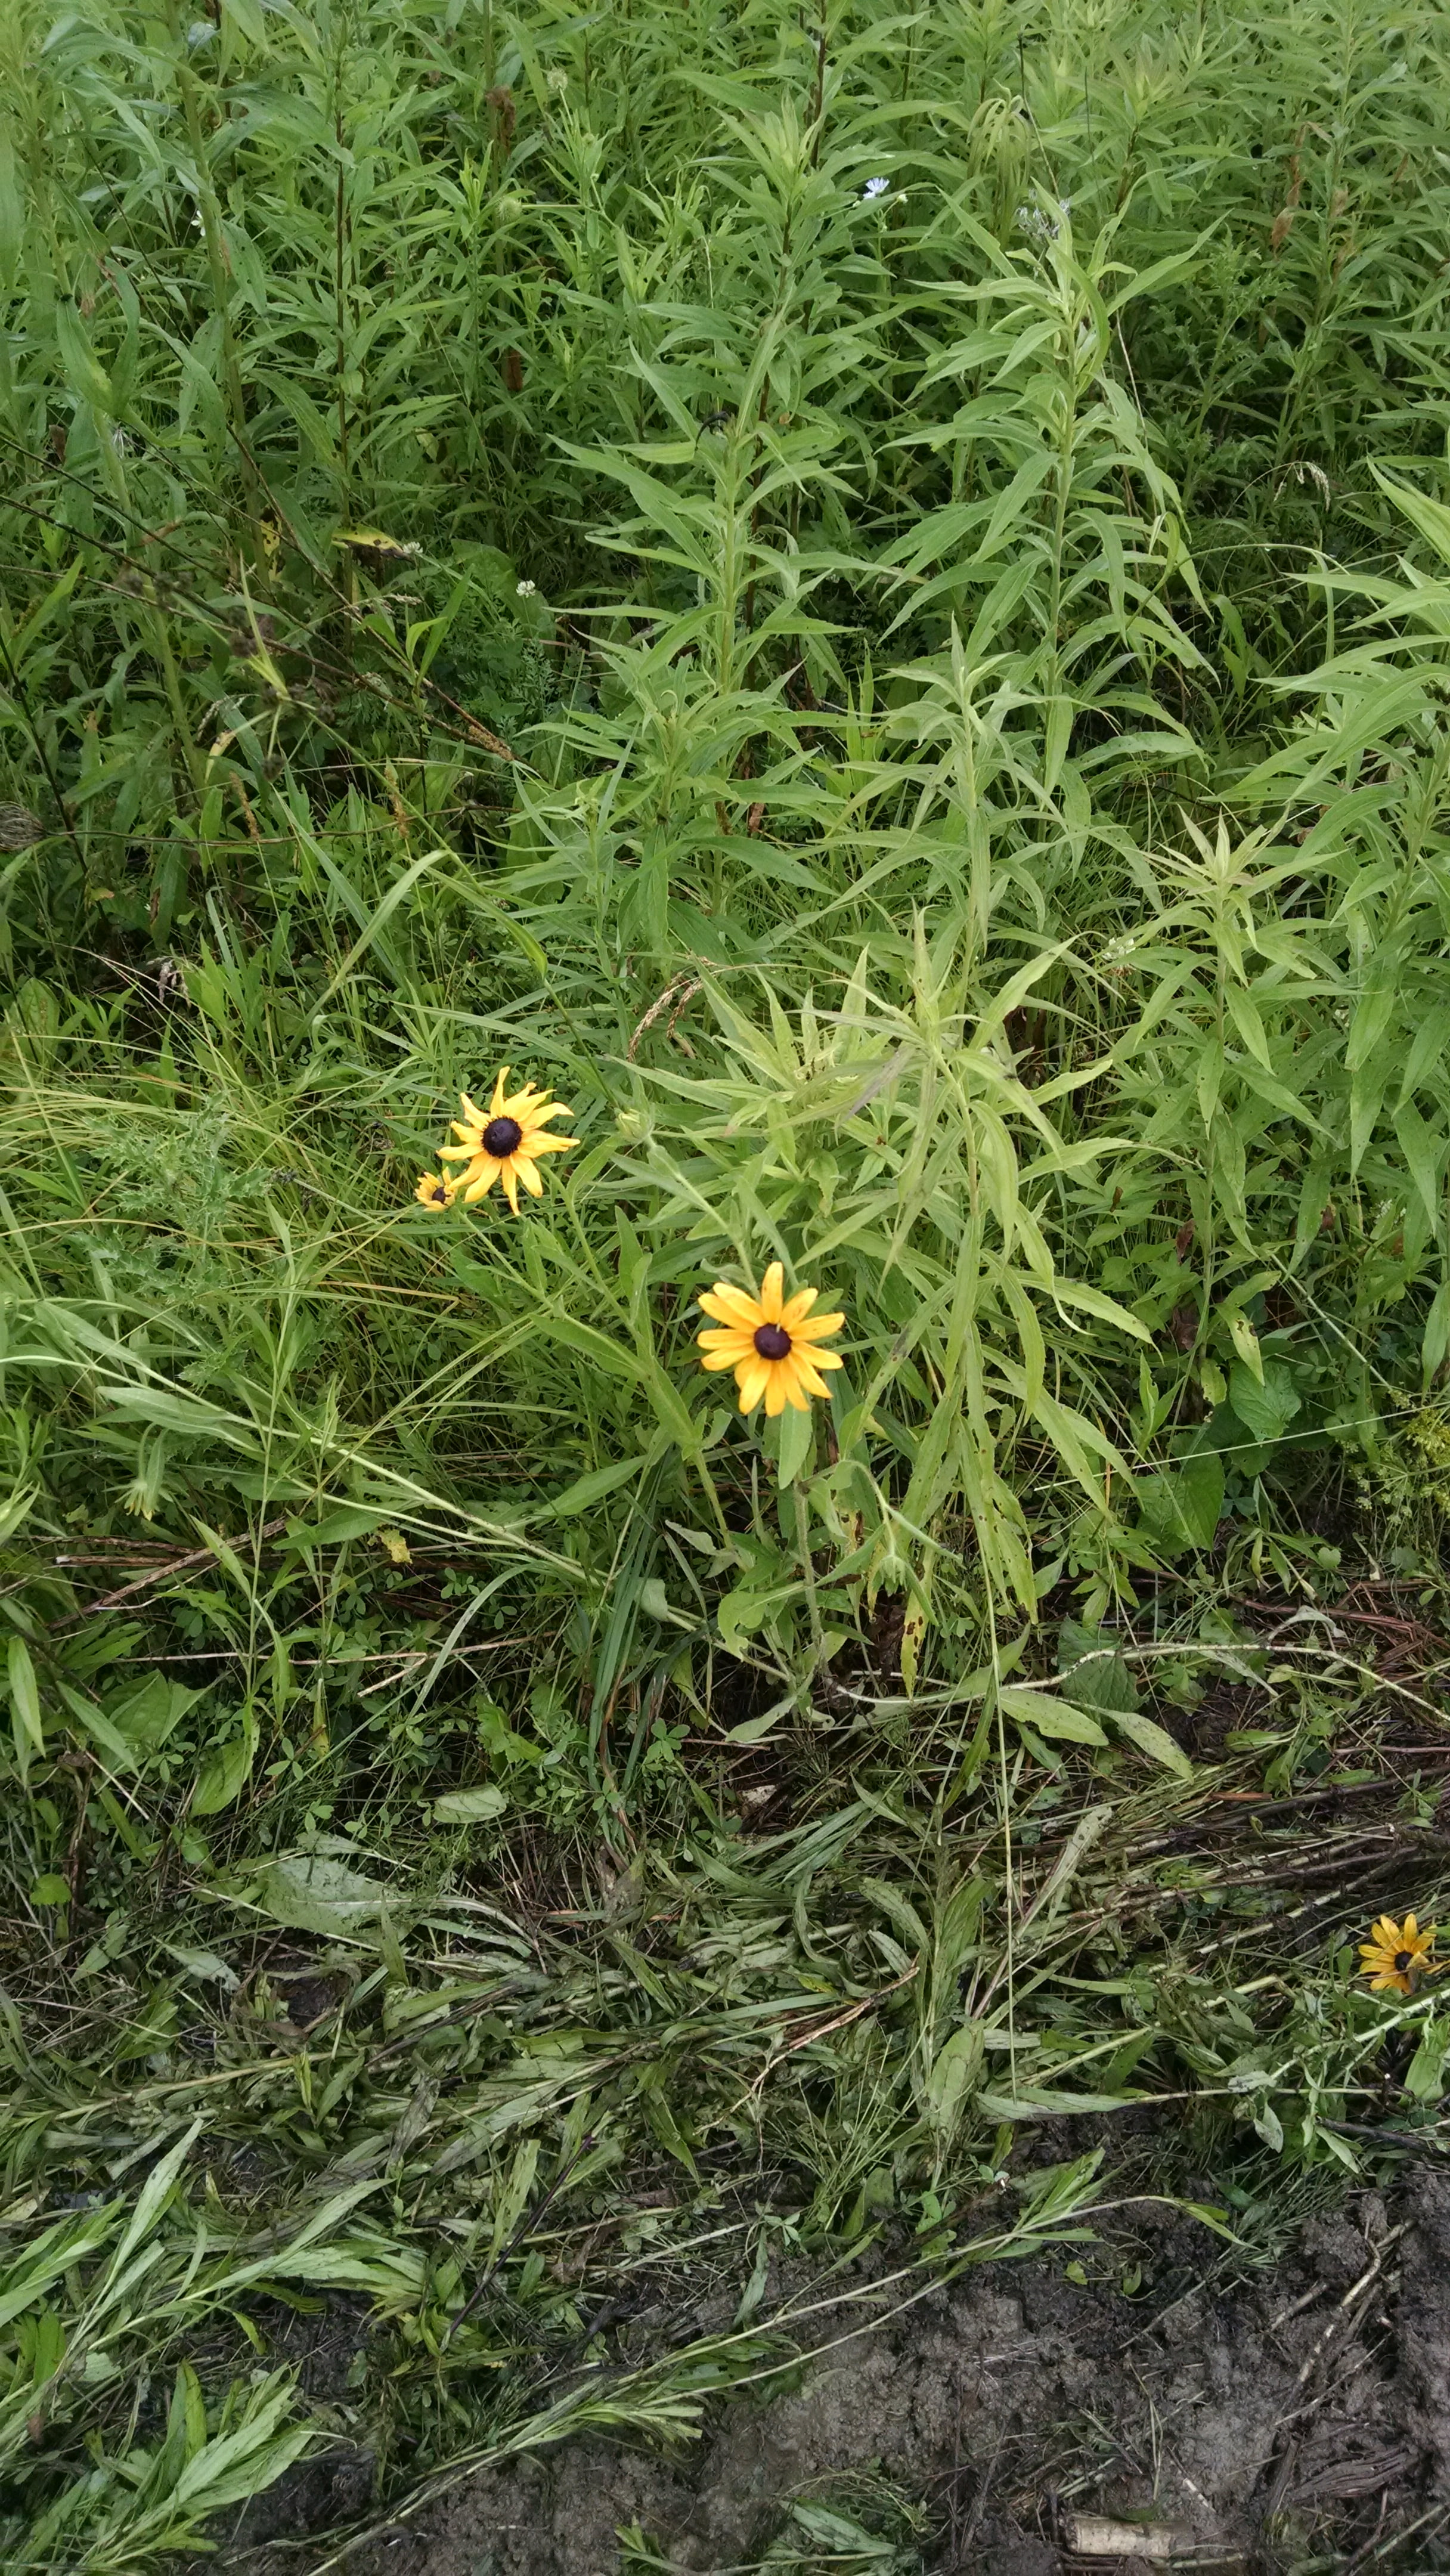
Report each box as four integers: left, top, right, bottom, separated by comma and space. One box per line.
4, 0, 1450, 2562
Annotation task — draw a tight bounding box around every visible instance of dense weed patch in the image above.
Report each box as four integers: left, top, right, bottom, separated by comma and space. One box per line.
4, 0, 1450, 2561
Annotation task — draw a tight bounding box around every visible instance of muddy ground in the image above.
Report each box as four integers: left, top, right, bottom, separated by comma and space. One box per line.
224, 2162, 1450, 2576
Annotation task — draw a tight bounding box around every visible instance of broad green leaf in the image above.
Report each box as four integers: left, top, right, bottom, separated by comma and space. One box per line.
221, 0, 269, 45
1405, 2017, 1450, 2103
247, 1853, 390, 1936
1394, 1097, 1445, 1232
432, 1785, 507, 1823
776, 1398, 816, 1487
1058, 1620, 1139, 1714
193, 1705, 257, 1815
923, 2020, 984, 2138
1137, 1447, 1224, 1555
1228, 1315, 1262, 1382
59, 1683, 141, 1769
104, 1673, 206, 1751
1253, 2099, 1285, 2153
1110, 1710, 1194, 1780
999, 1687, 1107, 1746
1228, 1361, 1300, 1446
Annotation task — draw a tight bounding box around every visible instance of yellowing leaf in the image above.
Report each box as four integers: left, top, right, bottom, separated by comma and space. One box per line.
1110, 1709, 1194, 1780
999, 1686, 1107, 1746
1228, 1315, 1263, 1382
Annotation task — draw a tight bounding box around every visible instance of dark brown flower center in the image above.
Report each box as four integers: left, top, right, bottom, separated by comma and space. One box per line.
753, 1322, 792, 1361
1396, 1950, 1413, 1973
483, 1115, 523, 1158
430, 1184, 448, 1204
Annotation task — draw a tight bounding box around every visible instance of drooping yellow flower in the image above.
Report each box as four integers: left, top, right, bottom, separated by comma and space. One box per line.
1358, 1912, 1437, 1995
414, 1171, 457, 1210
697, 1261, 844, 1417
439, 1069, 575, 1214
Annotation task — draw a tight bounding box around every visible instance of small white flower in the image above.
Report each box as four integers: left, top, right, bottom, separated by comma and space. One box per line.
546, 66, 568, 93
516, 579, 537, 597
863, 176, 890, 200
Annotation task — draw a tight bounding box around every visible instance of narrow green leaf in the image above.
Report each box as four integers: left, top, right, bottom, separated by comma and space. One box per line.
8, 1636, 43, 1755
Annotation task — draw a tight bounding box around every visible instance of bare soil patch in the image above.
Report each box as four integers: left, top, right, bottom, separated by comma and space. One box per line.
229, 2169, 1450, 2575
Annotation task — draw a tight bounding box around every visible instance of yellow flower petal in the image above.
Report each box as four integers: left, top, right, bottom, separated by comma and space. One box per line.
792, 1309, 845, 1342
463, 1166, 498, 1202
791, 1355, 834, 1399
697, 1268, 844, 1411
490, 1068, 509, 1114
736, 1357, 770, 1411
501, 1163, 520, 1214
701, 1283, 763, 1329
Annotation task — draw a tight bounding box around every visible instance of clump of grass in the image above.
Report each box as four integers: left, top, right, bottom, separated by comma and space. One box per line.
4, 0, 1450, 2562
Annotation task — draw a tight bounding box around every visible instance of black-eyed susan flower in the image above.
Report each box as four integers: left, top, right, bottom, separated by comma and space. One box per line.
697, 1261, 844, 1417
415, 1171, 457, 1210
1359, 1912, 1437, 1995
439, 1069, 575, 1214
